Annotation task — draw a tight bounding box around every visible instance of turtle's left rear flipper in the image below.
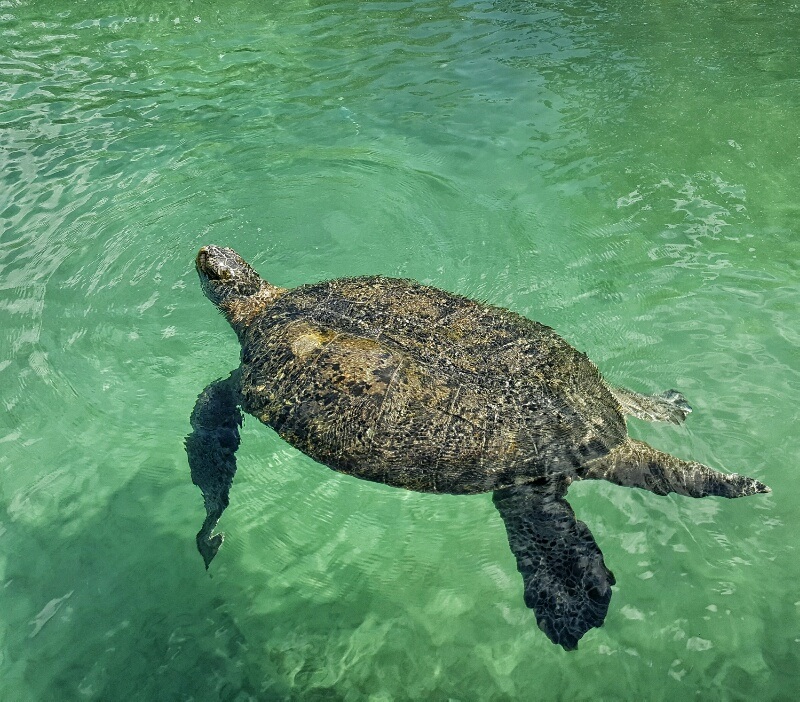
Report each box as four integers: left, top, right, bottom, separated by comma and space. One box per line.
492, 478, 615, 650
185, 370, 243, 568
582, 438, 770, 498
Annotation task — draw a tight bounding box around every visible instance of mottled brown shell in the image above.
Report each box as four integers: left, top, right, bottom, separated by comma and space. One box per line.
239, 277, 626, 494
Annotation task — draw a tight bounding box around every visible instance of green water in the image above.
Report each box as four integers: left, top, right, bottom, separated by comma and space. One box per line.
1, 0, 798, 698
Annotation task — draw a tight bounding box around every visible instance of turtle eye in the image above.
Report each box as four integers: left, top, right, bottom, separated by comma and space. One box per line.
206, 264, 233, 282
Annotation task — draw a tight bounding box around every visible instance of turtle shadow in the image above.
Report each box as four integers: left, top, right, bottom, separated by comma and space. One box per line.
2, 466, 389, 701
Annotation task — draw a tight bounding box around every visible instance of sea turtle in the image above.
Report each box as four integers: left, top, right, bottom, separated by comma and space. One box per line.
187, 245, 769, 650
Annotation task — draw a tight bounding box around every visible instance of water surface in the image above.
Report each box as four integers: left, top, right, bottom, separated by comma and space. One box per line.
1, 0, 798, 699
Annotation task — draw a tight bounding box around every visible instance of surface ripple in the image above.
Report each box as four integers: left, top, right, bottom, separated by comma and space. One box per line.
1, 0, 797, 700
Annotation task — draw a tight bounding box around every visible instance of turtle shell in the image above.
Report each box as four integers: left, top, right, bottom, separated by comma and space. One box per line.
239, 277, 626, 494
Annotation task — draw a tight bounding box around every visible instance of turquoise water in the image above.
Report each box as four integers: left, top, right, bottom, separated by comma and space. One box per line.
1, 0, 798, 698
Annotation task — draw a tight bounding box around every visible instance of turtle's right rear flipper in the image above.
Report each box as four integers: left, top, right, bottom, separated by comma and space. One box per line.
610, 386, 692, 424
186, 370, 243, 568
583, 439, 770, 498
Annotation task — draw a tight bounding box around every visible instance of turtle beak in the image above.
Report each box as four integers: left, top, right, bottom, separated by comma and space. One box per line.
196, 246, 232, 281
196, 247, 210, 273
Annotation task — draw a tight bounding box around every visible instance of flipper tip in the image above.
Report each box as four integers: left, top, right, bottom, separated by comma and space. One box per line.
733, 476, 771, 497
197, 532, 224, 569
662, 389, 692, 414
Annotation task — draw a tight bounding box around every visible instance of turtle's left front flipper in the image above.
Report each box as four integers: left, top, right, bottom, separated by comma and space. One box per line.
492, 478, 615, 650
185, 370, 243, 569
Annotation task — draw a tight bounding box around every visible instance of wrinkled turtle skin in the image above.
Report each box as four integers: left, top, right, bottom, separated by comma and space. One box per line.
187, 245, 770, 650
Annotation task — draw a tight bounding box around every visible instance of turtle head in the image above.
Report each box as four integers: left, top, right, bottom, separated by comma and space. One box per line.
196, 245, 263, 306
196, 245, 284, 335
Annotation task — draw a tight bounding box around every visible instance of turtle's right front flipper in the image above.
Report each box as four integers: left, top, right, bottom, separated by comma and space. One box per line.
492, 478, 615, 650
185, 370, 243, 568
